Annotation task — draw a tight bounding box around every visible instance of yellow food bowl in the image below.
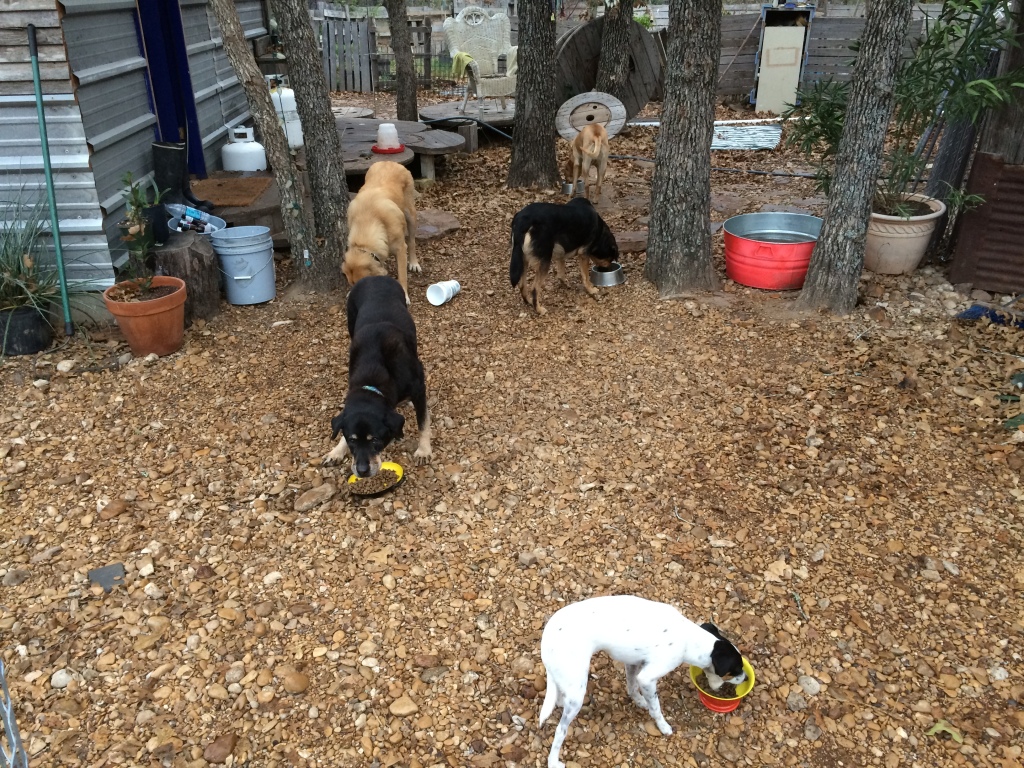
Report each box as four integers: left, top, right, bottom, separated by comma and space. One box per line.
689, 657, 756, 712
347, 461, 405, 496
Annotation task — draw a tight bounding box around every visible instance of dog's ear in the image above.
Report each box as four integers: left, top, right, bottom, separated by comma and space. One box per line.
710, 639, 745, 679
330, 412, 346, 440
701, 622, 726, 641
385, 410, 405, 441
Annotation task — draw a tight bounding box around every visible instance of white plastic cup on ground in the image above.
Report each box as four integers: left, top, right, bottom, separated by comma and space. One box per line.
426, 280, 461, 306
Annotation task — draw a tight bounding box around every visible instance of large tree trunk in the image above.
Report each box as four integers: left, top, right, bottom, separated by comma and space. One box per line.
507, 0, 559, 188
208, 0, 315, 280
270, 0, 347, 292
643, 0, 721, 295
384, 0, 419, 122
595, 1, 633, 100
796, 0, 910, 314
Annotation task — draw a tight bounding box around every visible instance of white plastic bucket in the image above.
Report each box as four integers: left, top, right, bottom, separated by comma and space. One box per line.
210, 226, 276, 305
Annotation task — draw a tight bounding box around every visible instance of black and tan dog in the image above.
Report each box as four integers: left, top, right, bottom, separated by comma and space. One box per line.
509, 197, 619, 315
323, 276, 432, 477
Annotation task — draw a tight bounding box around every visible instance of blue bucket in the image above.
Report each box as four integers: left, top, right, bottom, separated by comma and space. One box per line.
210, 226, 276, 305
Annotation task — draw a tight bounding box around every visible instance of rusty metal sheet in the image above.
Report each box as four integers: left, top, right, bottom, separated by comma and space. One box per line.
950, 152, 1024, 294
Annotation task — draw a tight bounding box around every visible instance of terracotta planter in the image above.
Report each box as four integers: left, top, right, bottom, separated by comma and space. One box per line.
103, 276, 186, 357
864, 193, 946, 275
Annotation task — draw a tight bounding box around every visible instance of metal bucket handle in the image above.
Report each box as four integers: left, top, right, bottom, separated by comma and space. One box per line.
219, 252, 274, 282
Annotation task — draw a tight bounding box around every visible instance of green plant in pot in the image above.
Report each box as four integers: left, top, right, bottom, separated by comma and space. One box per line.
1, 195, 61, 356
783, 0, 1024, 274
103, 172, 187, 357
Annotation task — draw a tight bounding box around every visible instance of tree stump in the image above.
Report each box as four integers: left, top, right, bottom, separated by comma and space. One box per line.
152, 231, 221, 325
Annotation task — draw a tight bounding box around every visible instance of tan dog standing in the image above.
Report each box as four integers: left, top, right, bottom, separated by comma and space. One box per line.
565, 123, 610, 202
343, 161, 419, 304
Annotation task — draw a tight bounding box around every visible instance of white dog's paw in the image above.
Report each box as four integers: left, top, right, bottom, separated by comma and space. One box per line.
413, 445, 432, 465
408, 262, 423, 274
547, 760, 566, 768
655, 720, 673, 736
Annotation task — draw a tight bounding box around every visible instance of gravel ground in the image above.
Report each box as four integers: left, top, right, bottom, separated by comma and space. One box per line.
2, 96, 1023, 768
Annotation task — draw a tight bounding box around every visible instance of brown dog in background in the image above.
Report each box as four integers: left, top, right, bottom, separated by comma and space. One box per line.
342, 161, 419, 304
565, 123, 610, 202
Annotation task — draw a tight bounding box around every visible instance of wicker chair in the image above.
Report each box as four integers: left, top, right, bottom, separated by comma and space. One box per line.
443, 6, 518, 113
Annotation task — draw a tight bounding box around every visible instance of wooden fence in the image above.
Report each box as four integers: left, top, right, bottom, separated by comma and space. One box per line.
308, 7, 919, 98
311, 11, 377, 93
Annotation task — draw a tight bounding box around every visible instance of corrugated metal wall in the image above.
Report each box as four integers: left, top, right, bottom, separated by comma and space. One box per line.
180, 0, 266, 172
0, 1, 114, 285
61, 0, 160, 260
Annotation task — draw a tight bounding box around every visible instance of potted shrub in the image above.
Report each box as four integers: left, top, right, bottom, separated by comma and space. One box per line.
783, 0, 1024, 274
1, 195, 61, 356
103, 173, 186, 357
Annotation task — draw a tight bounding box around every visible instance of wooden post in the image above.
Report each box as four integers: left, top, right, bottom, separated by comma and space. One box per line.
458, 122, 478, 153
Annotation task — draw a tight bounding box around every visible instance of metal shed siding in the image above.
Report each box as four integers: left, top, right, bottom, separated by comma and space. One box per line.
0, 1, 113, 284
181, 0, 266, 172
61, 0, 160, 262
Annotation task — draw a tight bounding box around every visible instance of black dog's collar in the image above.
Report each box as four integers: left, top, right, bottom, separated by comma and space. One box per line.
362, 385, 385, 398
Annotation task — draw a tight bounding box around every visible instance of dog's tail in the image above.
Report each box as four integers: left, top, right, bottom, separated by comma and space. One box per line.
538, 670, 558, 726
510, 218, 526, 288
581, 134, 604, 159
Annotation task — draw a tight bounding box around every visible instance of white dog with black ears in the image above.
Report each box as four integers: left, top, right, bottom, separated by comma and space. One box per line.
538, 595, 747, 768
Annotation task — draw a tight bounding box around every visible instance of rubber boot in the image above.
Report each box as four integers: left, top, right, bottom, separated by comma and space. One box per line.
152, 141, 214, 212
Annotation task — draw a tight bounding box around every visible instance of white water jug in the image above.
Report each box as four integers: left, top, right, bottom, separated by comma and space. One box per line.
269, 84, 304, 149
221, 126, 268, 171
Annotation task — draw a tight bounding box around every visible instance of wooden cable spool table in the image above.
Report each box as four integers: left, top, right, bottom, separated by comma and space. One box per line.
336, 117, 464, 178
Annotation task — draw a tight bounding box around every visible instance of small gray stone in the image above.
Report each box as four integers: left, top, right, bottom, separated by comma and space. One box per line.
50, 669, 73, 689
615, 231, 648, 254
942, 560, 960, 576
420, 666, 449, 684
988, 666, 1009, 682
30, 545, 62, 564
225, 666, 245, 685
716, 736, 743, 763
970, 289, 992, 302
787, 689, 808, 711
798, 675, 821, 696
294, 484, 336, 512
2, 573, 30, 589
518, 551, 538, 567
415, 209, 461, 240
118, 353, 133, 366
804, 718, 823, 741
2, 569, 31, 587
921, 569, 942, 582
56, 359, 76, 373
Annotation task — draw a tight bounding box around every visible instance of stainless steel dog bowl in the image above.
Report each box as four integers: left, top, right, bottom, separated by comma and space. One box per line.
590, 262, 625, 287
561, 180, 586, 196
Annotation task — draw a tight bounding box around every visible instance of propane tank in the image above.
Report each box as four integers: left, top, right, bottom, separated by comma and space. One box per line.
221, 126, 268, 171
267, 77, 304, 149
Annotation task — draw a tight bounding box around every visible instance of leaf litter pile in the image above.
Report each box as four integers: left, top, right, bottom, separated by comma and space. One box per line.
1, 95, 1023, 768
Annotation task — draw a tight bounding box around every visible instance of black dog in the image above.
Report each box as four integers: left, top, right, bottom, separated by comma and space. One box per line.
323, 276, 432, 477
509, 197, 619, 315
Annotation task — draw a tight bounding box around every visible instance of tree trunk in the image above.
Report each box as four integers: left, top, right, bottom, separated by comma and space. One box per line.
643, 0, 721, 295
595, 1, 633, 101
507, 0, 560, 188
208, 0, 315, 283
271, 0, 347, 292
384, 0, 419, 122
796, 0, 910, 314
